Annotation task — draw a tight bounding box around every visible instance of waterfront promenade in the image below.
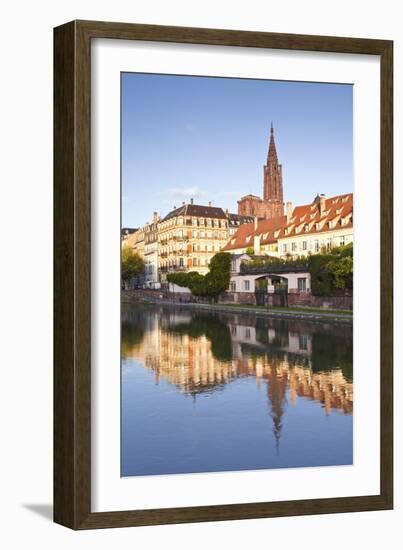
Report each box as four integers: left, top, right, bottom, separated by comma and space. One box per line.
122, 290, 353, 324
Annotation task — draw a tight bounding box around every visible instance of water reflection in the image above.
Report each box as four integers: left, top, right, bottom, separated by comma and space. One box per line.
122, 304, 353, 476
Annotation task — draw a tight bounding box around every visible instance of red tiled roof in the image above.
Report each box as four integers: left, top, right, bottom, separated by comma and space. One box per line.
277, 193, 353, 239
223, 215, 286, 250
223, 193, 353, 251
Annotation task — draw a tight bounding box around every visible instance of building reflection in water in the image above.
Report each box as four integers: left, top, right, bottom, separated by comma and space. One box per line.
122, 306, 353, 448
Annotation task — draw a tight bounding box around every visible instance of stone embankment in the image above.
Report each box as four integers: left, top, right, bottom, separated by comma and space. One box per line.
122, 289, 353, 324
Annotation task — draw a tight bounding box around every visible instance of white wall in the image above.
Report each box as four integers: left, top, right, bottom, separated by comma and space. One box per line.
0, 1, 400, 549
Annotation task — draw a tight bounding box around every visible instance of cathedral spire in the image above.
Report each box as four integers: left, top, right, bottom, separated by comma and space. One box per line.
263, 122, 284, 217
267, 122, 278, 163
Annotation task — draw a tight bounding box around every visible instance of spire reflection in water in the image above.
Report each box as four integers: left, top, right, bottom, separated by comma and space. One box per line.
121, 304, 353, 477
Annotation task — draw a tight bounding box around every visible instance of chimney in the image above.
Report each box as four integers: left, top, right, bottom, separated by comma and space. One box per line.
286, 201, 293, 223
153, 211, 159, 224
319, 194, 326, 215
208, 201, 212, 207
190, 198, 194, 204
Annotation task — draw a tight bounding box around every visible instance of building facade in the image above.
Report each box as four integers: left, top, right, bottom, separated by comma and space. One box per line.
277, 193, 353, 258
225, 193, 353, 259
143, 212, 160, 285
238, 123, 285, 220
158, 201, 230, 280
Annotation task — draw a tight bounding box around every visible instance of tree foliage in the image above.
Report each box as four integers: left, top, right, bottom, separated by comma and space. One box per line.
308, 243, 353, 295
241, 243, 353, 296
121, 247, 145, 282
327, 255, 353, 289
167, 252, 231, 300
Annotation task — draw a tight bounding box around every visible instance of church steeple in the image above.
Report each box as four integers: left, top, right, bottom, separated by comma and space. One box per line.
237, 122, 285, 220
263, 123, 284, 218
267, 121, 278, 164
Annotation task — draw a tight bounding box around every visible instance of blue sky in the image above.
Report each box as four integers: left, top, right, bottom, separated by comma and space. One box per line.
122, 72, 352, 228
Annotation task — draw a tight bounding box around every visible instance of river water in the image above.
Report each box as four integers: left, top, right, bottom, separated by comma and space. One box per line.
121, 304, 353, 477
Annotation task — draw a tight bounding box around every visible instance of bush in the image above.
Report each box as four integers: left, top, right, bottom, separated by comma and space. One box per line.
308, 244, 353, 295
167, 252, 231, 300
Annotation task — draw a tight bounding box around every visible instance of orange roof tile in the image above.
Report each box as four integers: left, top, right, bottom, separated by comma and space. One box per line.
223, 193, 353, 251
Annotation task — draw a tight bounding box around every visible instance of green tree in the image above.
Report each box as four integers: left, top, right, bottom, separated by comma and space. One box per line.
308, 243, 353, 295
245, 247, 255, 256
167, 252, 231, 301
328, 255, 353, 289
121, 247, 145, 289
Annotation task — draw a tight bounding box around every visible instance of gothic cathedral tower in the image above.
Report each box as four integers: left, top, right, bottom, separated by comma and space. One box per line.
237, 122, 285, 220
263, 123, 284, 218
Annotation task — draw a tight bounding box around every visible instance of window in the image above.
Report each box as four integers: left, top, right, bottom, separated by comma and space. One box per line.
192, 230, 197, 238
244, 280, 250, 291
302, 241, 307, 251
340, 235, 345, 246
282, 243, 287, 253
298, 334, 308, 350
179, 257, 184, 267
298, 278, 307, 292
326, 238, 332, 250
314, 240, 319, 252
291, 242, 297, 252
245, 328, 251, 339
230, 281, 236, 292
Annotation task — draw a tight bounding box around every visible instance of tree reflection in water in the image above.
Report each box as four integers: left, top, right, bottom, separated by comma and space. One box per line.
121, 304, 353, 475
122, 304, 353, 412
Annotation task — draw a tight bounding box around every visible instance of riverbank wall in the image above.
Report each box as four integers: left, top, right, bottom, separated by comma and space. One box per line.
122, 290, 353, 324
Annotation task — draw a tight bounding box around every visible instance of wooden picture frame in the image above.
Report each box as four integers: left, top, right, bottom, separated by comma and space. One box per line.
54, 20, 393, 529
